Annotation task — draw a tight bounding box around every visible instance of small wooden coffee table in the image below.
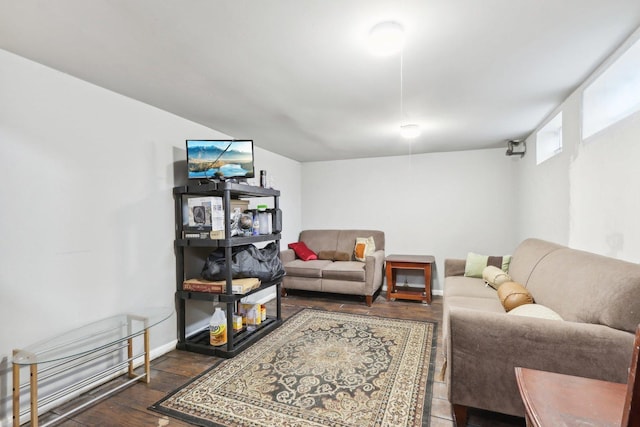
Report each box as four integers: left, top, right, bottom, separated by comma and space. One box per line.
385, 254, 435, 304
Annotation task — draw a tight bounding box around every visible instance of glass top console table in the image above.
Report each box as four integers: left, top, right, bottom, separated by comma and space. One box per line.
12, 307, 173, 427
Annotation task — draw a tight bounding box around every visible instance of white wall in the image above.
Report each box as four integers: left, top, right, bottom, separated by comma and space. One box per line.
301, 149, 521, 292
569, 110, 640, 261
513, 104, 572, 245
0, 49, 301, 425
516, 27, 640, 263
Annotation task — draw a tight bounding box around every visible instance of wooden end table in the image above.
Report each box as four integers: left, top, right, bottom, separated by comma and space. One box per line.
515, 367, 626, 427
385, 254, 435, 304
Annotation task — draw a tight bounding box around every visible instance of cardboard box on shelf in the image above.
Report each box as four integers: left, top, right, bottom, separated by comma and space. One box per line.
185, 196, 224, 238
230, 199, 249, 213
183, 277, 260, 294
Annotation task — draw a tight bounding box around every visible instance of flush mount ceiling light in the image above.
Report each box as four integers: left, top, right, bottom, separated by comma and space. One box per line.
400, 123, 421, 139
368, 21, 405, 56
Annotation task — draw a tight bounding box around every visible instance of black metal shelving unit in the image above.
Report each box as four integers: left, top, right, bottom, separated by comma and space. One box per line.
173, 181, 282, 358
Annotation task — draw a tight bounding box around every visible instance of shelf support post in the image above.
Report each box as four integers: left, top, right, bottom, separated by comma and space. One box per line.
30, 363, 38, 427
12, 350, 19, 427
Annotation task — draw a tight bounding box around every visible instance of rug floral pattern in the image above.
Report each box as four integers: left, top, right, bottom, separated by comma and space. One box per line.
151, 309, 436, 427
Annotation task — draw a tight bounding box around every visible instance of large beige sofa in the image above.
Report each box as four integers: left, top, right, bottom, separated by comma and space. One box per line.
443, 238, 640, 425
280, 229, 385, 306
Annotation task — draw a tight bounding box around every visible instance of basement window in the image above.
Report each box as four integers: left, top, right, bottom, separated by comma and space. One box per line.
536, 112, 562, 165
582, 37, 640, 139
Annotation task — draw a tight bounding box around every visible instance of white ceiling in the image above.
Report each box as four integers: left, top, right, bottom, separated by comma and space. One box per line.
1, 1, 640, 162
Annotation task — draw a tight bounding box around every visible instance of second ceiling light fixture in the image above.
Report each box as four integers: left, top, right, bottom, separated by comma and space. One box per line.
368, 21, 421, 139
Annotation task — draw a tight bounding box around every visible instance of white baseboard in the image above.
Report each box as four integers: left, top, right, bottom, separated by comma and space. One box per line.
149, 339, 179, 360
241, 288, 277, 305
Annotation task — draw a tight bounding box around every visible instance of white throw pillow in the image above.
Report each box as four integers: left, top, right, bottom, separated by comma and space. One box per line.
507, 304, 563, 321
354, 236, 375, 262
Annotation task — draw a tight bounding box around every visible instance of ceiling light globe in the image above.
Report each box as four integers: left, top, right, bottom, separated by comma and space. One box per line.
368, 21, 405, 56
400, 124, 421, 139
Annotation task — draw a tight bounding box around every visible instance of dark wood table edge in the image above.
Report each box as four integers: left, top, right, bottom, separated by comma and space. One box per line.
515, 366, 627, 427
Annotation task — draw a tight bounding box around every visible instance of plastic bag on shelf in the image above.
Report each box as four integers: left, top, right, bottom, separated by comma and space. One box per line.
201, 242, 285, 282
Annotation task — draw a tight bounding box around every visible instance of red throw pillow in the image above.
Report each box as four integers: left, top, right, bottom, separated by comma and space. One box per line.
288, 241, 318, 261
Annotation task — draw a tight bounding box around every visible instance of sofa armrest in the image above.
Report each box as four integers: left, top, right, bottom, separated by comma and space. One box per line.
364, 250, 385, 294
447, 306, 634, 416
280, 248, 295, 264
444, 258, 466, 277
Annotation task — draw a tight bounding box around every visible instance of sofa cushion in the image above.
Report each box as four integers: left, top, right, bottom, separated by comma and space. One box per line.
354, 236, 375, 261
444, 295, 505, 314
317, 250, 352, 261
507, 304, 563, 320
444, 276, 497, 299
283, 259, 333, 278
318, 250, 336, 260
299, 230, 341, 254
497, 281, 534, 312
508, 238, 564, 285
526, 247, 640, 333
288, 241, 318, 261
282, 276, 323, 292
334, 230, 385, 255
445, 258, 466, 277
464, 252, 511, 278
321, 261, 366, 282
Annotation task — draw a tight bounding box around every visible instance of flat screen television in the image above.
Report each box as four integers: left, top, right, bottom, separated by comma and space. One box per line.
186, 139, 255, 180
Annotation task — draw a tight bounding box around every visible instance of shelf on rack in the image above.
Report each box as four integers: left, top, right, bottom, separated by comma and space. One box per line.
177, 317, 282, 358
173, 181, 280, 198
175, 233, 282, 248
176, 280, 281, 302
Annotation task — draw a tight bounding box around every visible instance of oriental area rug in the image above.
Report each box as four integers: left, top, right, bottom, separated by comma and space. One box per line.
150, 309, 437, 427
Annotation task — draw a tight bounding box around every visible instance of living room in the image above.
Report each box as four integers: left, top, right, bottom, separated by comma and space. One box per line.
2, 2, 640, 426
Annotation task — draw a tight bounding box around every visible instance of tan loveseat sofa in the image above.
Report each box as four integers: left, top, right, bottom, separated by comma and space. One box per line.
280, 229, 385, 306
443, 238, 640, 425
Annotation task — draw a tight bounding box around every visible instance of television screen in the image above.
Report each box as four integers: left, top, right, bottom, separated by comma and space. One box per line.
186, 140, 255, 180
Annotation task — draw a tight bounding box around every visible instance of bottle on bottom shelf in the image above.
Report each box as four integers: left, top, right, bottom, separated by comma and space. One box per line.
240, 303, 265, 332
246, 306, 259, 332
233, 313, 243, 331
209, 307, 227, 346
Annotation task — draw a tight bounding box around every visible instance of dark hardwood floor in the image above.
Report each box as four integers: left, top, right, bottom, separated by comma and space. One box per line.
37, 292, 525, 427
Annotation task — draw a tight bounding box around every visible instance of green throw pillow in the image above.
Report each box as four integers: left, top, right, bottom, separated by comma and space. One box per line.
464, 252, 511, 278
